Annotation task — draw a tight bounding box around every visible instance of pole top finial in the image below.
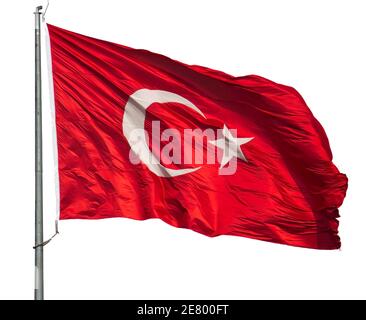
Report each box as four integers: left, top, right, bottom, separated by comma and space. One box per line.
35, 6, 43, 13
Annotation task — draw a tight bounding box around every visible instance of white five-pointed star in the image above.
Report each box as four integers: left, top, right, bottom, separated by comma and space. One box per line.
209, 125, 254, 168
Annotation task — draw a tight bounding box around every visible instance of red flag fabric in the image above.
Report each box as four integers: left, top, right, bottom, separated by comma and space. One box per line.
47, 24, 347, 249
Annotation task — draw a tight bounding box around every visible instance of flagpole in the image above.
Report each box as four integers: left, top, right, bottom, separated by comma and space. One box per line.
34, 5, 44, 300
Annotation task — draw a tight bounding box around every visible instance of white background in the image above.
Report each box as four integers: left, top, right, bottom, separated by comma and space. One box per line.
0, 0, 365, 299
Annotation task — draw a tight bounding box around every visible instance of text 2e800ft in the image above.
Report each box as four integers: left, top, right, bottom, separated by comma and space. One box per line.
181, 304, 229, 315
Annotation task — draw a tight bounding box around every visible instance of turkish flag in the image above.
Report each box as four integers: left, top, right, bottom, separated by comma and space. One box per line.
47, 24, 347, 249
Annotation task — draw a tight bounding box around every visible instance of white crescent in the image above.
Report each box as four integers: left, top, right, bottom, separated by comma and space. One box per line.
122, 89, 206, 178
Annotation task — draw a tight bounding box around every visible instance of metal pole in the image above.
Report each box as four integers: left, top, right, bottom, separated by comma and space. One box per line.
34, 5, 44, 300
